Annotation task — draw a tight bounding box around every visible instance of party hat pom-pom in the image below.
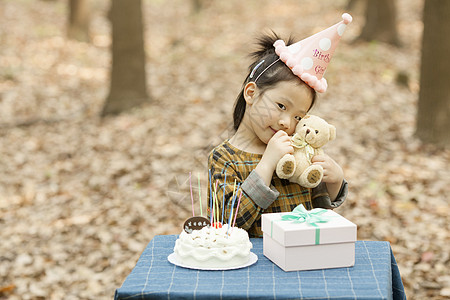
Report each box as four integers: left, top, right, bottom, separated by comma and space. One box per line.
274, 40, 286, 56
306, 77, 316, 88
300, 73, 312, 84
315, 78, 328, 93
286, 58, 297, 68
292, 65, 303, 76
273, 39, 285, 48
316, 82, 326, 93
342, 13, 352, 25
280, 51, 290, 62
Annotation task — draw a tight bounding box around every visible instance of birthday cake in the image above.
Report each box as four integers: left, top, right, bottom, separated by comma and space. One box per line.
174, 224, 253, 269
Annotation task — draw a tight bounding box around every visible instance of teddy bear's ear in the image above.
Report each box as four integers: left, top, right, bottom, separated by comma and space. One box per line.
328, 124, 336, 141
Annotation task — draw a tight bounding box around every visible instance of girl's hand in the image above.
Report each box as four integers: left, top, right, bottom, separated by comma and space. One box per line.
255, 131, 293, 186
264, 130, 294, 168
311, 154, 344, 184
311, 154, 344, 201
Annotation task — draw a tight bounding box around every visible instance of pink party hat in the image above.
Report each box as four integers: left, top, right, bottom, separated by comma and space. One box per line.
274, 13, 352, 93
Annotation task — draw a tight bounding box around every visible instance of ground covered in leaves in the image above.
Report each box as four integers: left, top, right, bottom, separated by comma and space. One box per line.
0, 0, 449, 299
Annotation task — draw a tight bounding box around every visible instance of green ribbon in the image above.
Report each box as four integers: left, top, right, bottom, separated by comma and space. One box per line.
279, 204, 331, 245
291, 133, 315, 163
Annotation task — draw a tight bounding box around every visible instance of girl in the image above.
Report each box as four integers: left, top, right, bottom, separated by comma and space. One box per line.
208, 32, 348, 238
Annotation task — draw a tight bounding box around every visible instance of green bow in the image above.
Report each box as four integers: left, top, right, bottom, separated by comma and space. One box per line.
291, 134, 315, 163
280, 204, 331, 244
281, 204, 329, 225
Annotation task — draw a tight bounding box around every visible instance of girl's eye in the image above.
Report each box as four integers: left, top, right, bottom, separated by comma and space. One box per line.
277, 103, 286, 110
294, 116, 302, 122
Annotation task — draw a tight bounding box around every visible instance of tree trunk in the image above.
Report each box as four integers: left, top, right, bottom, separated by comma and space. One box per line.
357, 0, 401, 46
102, 0, 149, 117
416, 0, 450, 146
67, 0, 90, 42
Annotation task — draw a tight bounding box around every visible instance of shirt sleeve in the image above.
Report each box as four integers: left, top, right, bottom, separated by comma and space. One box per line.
241, 170, 279, 209
311, 179, 348, 209
208, 150, 277, 231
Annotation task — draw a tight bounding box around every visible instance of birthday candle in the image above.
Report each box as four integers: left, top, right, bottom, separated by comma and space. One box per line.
213, 179, 220, 227
229, 180, 237, 223
212, 182, 216, 227
221, 171, 227, 224
227, 183, 240, 235
198, 172, 202, 217
189, 172, 194, 217
215, 191, 220, 226
232, 189, 243, 228
212, 192, 216, 226
209, 169, 213, 222
215, 180, 220, 226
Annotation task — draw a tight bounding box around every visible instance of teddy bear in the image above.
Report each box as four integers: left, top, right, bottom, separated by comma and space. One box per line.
276, 115, 336, 188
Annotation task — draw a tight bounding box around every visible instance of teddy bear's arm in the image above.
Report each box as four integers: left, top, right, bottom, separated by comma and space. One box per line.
276, 153, 296, 179
315, 148, 324, 156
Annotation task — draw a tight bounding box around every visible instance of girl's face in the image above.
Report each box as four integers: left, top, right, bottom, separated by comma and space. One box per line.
244, 80, 313, 146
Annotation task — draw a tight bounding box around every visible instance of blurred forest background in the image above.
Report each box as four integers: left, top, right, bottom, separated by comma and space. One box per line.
1, 0, 449, 299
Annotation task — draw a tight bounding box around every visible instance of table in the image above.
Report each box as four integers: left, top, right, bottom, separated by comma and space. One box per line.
115, 235, 406, 300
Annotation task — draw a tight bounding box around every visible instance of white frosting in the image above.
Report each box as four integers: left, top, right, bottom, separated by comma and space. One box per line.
174, 224, 253, 268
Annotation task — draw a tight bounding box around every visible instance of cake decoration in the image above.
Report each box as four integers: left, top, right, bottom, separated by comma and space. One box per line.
183, 216, 210, 234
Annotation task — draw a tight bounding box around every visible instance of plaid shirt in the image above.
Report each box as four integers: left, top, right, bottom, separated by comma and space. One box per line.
208, 140, 347, 238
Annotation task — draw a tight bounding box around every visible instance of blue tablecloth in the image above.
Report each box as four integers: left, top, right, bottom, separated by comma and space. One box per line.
115, 235, 406, 300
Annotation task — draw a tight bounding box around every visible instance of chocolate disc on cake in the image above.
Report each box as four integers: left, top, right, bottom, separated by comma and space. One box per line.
183, 216, 210, 234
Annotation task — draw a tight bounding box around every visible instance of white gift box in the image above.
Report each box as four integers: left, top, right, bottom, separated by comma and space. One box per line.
261, 208, 357, 272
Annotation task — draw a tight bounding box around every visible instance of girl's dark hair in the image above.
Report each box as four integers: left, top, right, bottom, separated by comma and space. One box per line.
232, 31, 317, 131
